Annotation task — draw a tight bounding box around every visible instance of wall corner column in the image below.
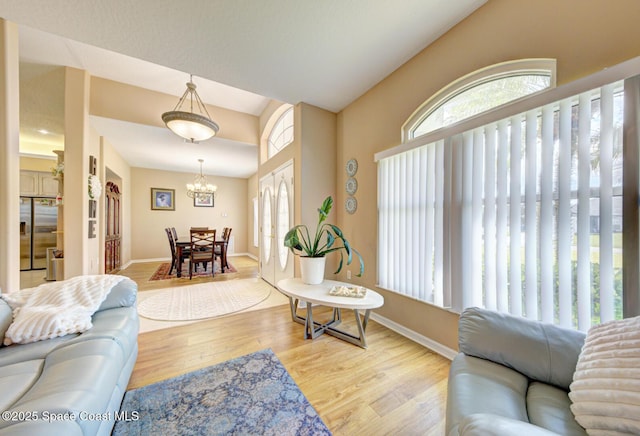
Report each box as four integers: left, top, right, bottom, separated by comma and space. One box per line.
0, 19, 20, 292
63, 67, 91, 278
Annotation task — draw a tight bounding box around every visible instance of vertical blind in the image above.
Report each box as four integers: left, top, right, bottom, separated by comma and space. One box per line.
378, 81, 625, 331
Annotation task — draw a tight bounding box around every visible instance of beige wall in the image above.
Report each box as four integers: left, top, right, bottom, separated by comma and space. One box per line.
257, 102, 337, 277
20, 156, 56, 171
337, 0, 640, 351
90, 77, 259, 145
130, 167, 248, 261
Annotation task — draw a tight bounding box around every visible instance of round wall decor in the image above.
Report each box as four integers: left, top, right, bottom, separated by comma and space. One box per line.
346, 158, 358, 176
345, 177, 358, 195
345, 196, 357, 214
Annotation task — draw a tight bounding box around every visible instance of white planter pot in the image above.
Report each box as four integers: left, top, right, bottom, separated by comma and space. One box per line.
299, 256, 326, 285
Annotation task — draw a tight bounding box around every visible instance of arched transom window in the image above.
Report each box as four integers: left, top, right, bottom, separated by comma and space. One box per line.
268, 106, 294, 159
404, 59, 556, 141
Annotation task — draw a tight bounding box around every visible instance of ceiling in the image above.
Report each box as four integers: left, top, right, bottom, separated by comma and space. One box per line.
1, 0, 486, 177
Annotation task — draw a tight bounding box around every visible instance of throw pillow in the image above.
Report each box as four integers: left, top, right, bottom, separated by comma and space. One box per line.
569, 315, 640, 435
2, 275, 124, 345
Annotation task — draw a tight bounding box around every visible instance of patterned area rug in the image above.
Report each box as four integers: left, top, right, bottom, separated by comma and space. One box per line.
137, 278, 274, 321
149, 260, 237, 281
113, 349, 331, 435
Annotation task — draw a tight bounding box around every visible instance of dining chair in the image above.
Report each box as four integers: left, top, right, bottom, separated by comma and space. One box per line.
165, 228, 179, 274
189, 228, 216, 279
215, 227, 232, 271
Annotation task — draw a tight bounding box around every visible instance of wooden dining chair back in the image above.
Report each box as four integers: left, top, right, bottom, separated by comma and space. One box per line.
215, 227, 232, 270
165, 228, 178, 274
171, 227, 178, 242
189, 229, 216, 279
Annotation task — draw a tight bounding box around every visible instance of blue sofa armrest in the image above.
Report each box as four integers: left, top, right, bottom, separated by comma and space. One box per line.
97, 277, 137, 311
458, 307, 585, 390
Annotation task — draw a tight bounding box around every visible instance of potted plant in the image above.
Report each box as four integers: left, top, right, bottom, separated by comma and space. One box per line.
284, 196, 364, 284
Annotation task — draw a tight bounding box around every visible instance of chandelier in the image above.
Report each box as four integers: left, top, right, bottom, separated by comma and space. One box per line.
186, 159, 217, 199
162, 75, 219, 143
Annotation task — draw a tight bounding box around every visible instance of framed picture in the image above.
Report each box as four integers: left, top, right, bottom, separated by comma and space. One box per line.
151, 188, 175, 211
194, 193, 214, 207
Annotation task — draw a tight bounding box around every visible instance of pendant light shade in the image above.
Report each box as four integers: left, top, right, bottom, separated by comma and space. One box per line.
162, 77, 219, 143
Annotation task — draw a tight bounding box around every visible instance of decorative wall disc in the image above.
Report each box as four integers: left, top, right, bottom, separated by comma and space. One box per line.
346, 158, 358, 176
345, 177, 358, 195
345, 196, 357, 214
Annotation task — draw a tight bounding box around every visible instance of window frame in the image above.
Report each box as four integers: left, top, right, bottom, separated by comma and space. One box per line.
402, 59, 557, 143
376, 57, 640, 330
267, 105, 294, 159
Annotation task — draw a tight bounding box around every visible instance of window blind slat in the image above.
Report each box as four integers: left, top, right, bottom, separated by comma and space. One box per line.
557, 99, 573, 328
496, 120, 510, 312
510, 115, 523, 316
539, 104, 555, 323
525, 110, 539, 320
442, 137, 453, 308
599, 84, 615, 323
577, 92, 592, 331
377, 159, 387, 287
472, 128, 484, 307
425, 146, 435, 302
484, 124, 497, 310
435, 140, 445, 306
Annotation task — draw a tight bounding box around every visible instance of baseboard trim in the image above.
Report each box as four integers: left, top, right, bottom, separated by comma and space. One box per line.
128, 257, 171, 264
370, 313, 457, 360
126, 253, 255, 267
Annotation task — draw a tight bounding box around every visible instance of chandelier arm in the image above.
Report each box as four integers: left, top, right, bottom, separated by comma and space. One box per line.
192, 89, 213, 120
172, 87, 191, 112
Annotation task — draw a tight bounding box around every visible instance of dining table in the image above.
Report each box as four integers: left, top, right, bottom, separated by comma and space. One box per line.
175, 238, 228, 278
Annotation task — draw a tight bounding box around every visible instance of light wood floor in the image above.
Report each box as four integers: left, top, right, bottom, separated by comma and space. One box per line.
118, 257, 451, 435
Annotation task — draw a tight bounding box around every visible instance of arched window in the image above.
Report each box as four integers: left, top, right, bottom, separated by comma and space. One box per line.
404, 59, 556, 141
378, 58, 638, 331
267, 105, 294, 159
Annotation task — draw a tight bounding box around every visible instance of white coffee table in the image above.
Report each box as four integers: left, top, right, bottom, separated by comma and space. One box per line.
276, 278, 384, 348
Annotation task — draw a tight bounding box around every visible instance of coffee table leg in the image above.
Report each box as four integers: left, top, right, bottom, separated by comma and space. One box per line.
286, 298, 372, 348
305, 302, 314, 339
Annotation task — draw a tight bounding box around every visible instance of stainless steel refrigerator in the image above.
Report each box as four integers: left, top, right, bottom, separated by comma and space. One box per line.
20, 197, 58, 270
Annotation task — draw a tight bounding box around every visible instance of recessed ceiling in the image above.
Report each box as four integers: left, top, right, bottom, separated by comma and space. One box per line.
2, 0, 487, 177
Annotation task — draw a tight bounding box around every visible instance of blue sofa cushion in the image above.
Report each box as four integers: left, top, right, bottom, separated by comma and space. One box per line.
458, 307, 585, 390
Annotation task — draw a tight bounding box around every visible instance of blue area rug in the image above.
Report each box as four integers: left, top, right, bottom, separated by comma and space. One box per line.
113, 349, 331, 435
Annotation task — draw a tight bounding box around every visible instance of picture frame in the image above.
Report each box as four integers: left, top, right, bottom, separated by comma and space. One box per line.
194, 193, 214, 207
151, 188, 175, 211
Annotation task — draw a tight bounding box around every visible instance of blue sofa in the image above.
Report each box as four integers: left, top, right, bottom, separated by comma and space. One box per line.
446, 307, 587, 436
0, 277, 139, 435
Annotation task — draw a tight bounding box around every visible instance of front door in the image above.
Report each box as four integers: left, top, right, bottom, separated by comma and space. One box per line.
259, 160, 294, 286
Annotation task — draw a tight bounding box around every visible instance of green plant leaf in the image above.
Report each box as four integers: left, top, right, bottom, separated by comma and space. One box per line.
317, 196, 333, 224
284, 195, 364, 276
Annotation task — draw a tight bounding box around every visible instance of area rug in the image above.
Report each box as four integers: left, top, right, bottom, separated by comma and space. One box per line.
149, 260, 237, 281
137, 278, 273, 321
113, 349, 331, 436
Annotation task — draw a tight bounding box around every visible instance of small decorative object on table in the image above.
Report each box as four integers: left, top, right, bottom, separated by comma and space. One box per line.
329, 285, 367, 298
